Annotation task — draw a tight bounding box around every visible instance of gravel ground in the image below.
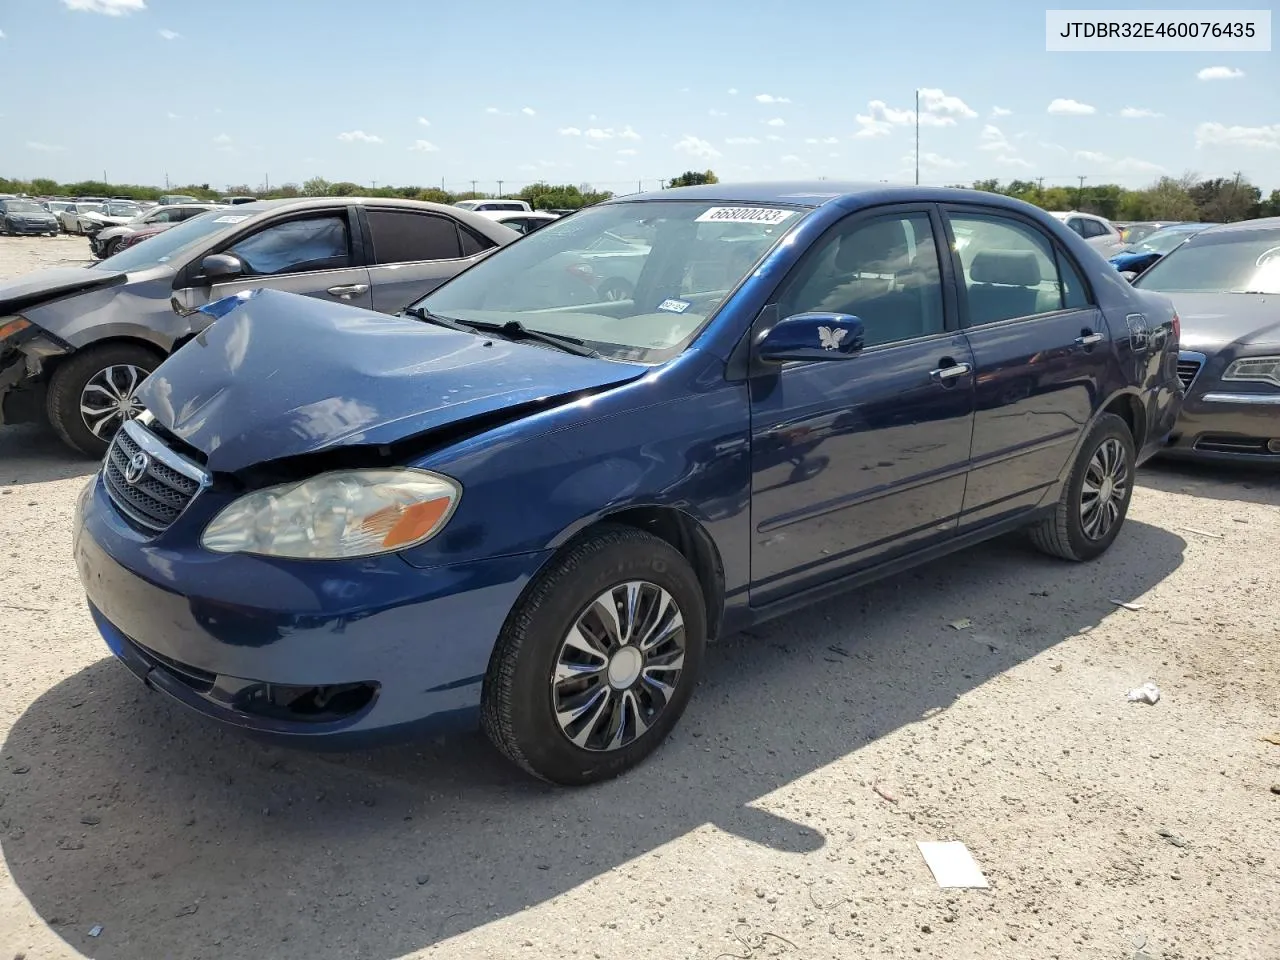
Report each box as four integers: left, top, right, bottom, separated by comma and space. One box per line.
1, 236, 1277, 960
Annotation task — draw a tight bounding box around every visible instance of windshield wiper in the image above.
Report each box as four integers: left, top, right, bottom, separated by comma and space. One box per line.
465, 319, 600, 358
403, 305, 476, 333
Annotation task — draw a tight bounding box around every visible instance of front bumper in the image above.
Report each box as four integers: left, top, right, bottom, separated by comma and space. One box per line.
1161, 356, 1280, 464
73, 475, 552, 746
3, 220, 57, 235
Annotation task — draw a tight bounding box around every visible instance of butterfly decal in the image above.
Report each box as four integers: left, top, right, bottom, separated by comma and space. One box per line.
818, 325, 848, 350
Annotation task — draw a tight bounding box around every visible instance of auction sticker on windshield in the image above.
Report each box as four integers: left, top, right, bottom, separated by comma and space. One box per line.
694, 207, 796, 225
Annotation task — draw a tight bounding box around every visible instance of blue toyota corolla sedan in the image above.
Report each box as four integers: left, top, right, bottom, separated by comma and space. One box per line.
73, 182, 1183, 785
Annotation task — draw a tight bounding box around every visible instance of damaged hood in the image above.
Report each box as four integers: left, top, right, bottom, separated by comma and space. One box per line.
0, 266, 128, 317
137, 288, 645, 474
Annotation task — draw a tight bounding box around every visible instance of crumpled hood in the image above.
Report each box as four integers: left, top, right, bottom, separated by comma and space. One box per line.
1162, 291, 1280, 350
137, 288, 645, 474
0, 266, 127, 317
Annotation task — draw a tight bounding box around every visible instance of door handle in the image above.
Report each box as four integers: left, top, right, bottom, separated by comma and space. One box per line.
930, 362, 972, 382
1075, 332, 1104, 346
327, 283, 369, 299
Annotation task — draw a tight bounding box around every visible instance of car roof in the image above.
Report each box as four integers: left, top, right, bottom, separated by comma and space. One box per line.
1196, 216, 1280, 235
608, 181, 1075, 218
478, 210, 559, 220
221, 196, 490, 216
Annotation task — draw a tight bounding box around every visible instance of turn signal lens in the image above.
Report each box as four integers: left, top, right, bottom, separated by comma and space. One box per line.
0, 316, 32, 342
201, 468, 461, 559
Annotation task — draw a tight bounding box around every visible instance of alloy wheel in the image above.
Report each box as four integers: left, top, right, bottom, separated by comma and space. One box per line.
79, 364, 148, 440
551, 580, 686, 752
1079, 437, 1129, 540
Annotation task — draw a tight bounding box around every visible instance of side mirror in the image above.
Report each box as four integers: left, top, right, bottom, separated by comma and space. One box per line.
201, 253, 243, 281
756, 312, 865, 363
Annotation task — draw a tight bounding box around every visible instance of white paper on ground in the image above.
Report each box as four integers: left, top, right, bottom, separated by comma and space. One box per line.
916, 841, 989, 888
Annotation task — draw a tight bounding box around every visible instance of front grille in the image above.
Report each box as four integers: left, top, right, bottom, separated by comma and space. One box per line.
103, 422, 204, 533
1176, 358, 1203, 391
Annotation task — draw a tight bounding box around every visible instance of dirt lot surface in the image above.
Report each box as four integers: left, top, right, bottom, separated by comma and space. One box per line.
1, 235, 1277, 960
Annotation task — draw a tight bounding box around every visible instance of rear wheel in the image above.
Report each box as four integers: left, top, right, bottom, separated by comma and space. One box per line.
482, 524, 706, 785
1029, 413, 1135, 561
46, 343, 164, 457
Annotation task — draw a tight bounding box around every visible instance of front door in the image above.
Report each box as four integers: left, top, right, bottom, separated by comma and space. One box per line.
942, 206, 1113, 527
190, 209, 373, 316
749, 207, 976, 605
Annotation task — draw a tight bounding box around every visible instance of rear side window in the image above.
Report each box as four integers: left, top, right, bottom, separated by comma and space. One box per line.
1057, 250, 1092, 308
458, 224, 494, 256
948, 212, 1081, 325
367, 209, 463, 263
1082, 218, 1109, 239
228, 215, 352, 276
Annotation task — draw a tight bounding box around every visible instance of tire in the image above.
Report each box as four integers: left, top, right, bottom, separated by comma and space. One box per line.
102, 237, 122, 258
46, 342, 164, 458
482, 523, 707, 786
1029, 412, 1135, 562
598, 278, 633, 302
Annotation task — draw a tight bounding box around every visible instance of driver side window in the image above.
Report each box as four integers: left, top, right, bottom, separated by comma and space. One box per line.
227, 215, 352, 277
779, 212, 945, 348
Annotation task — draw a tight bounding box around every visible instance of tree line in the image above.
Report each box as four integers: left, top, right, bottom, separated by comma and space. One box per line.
3, 169, 1275, 223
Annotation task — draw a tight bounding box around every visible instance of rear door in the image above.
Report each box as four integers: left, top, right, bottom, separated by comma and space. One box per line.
361, 207, 497, 312
205, 207, 373, 310
941, 205, 1112, 528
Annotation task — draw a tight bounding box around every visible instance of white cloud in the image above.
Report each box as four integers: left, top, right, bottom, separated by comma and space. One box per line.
558, 126, 582, 136
766, 134, 784, 142
1048, 98, 1096, 115
979, 124, 1013, 152
918, 152, 964, 169
673, 134, 722, 160
417, 116, 431, 127
409, 140, 439, 152
518, 164, 537, 172
709, 108, 728, 117
1075, 150, 1111, 163
212, 133, 232, 144
854, 100, 913, 137
998, 155, 1032, 168
521, 106, 536, 116
615, 160, 627, 166
1197, 66, 1244, 80
1113, 157, 1166, 174
991, 106, 1012, 117
765, 117, 785, 127
584, 143, 600, 151
337, 130, 383, 144
0, 29, 6, 38
618, 125, 641, 141
781, 154, 803, 163
1195, 121, 1280, 150
1038, 140, 1069, 153
918, 88, 977, 119
755, 93, 791, 104
1119, 107, 1162, 119
804, 136, 839, 144
485, 107, 501, 114
725, 136, 761, 145
588, 114, 598, 121
26, 141, 64, 152
62, 0, 145, 14
166, 111, 180, 120
585, 127, 613, 140
617, 148, 638, 156
727, 88, 738, 95
158, 28, 179, 39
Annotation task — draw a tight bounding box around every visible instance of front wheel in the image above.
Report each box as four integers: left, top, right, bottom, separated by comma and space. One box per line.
1029, 412, 1135, 561
46, 343, 164, 457
482, 524, 706, 785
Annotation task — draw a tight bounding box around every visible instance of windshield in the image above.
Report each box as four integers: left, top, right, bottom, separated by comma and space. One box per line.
414, 200, 805, 362
94, 210, 234, 272
1136, 227, 1280, 295
1131, 226, 1201, 256
104, 202, 140, 217
2, 201, 43, 214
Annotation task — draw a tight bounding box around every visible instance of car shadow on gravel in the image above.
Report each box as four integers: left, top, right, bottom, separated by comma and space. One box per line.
0, 425, 96, 486
1138, 459, 1280, 507
0, 521, 1185, 960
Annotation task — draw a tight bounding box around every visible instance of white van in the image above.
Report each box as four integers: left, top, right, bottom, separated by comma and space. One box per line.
454, 199, 532, 213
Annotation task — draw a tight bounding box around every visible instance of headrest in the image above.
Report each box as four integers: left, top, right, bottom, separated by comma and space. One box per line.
969, 249, 1043, 286
836, 219, 909, 272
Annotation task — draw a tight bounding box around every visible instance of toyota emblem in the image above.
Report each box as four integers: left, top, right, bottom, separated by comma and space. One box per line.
124, 451, 150, 485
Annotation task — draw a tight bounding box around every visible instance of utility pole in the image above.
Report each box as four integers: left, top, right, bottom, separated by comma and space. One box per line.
165, 172, 170, 190
1036, 176, 1044, 196
914, 88, 920, 186
497, 179, 503, 197
264, 173, 269, 193
470, 179, 477, 196
637, 179, 642, 194
441, 176, 445, 191
1077, 175, 1086, 209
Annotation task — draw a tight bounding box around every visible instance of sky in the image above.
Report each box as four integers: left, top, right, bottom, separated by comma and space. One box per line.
0, 0, 1276, 195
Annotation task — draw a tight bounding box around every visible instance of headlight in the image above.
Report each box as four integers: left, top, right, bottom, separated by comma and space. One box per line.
1222, 356, 1280, 387
0, 316, 32, 343
201, 468, 461, 559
